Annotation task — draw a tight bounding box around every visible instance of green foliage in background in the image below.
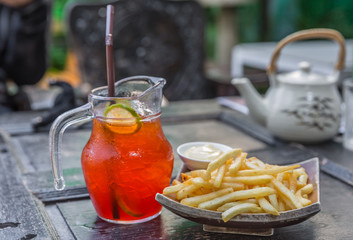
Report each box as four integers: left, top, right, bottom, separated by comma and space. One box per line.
297, 0, 353, 38
49, 33, 66, 72
236, 0, 353, 43
236, 1, 263, 43
49, 0, 70, 71
53, 0, 68, 21
204, 7, 220, 60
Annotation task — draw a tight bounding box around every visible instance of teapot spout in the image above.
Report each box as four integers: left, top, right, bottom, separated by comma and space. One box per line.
231, 78, 267, 126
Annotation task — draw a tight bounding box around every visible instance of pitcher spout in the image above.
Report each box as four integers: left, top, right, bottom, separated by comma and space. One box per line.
231, 78, 268, 126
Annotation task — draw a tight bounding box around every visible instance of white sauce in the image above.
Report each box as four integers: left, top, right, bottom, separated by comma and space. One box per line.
184, 144, 223, 161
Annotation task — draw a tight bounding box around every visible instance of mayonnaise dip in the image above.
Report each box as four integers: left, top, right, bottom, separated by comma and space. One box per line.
184, 144, 223, 161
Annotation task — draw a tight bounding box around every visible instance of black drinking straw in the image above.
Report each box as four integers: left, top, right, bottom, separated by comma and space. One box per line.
106, 4, 120, 219
106, 5, 115, 97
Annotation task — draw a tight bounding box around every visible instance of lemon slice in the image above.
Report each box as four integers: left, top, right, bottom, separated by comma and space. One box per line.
117, 196, 144, 218
104, 104, 142, 134
110, 184, 144, 218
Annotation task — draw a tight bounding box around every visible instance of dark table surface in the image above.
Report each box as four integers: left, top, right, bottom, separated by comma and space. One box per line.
0, 99, 352, 240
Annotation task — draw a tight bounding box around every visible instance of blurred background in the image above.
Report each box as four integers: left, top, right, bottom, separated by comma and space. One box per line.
47, 0, 353, 87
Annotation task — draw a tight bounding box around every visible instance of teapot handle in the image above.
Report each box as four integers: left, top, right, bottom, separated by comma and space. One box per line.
267, 28, 346, 74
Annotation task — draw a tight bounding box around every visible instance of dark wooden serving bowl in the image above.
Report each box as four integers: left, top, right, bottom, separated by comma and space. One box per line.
156, 158, 320, 229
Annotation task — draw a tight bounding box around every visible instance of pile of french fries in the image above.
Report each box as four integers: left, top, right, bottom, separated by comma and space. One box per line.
163, 148, 314, 222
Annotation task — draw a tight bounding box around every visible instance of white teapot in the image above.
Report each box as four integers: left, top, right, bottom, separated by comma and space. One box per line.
231, 29, 345, 143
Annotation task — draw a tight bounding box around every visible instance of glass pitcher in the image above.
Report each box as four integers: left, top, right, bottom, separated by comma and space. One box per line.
50, 76, 174, 224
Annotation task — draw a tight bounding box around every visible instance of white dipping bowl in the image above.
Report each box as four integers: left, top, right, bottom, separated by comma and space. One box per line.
177, 142, 232, 170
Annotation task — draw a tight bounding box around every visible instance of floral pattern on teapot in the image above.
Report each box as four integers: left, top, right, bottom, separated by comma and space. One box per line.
281, 96, 341, 131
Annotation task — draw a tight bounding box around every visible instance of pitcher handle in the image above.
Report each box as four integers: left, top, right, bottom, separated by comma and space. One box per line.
49, 103, 92, 190
267, 28, 346, 74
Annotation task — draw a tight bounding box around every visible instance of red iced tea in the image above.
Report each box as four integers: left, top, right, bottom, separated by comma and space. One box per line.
81, 114, 174, 223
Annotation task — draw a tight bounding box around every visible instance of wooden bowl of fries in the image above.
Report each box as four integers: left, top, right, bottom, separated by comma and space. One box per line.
156, 149, 320, 235
177, 142, 232, 170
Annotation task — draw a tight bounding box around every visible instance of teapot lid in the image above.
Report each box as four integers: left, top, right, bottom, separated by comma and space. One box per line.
277, 61, 337, 85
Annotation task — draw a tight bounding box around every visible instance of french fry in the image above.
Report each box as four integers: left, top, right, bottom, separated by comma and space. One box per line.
267, 183, 279, 211
229, 152, 247, 174
217, 202, 241, 212
293, 167, 306, 177
245, 157, 265, 169
234, 164, 300, 176
279, 193, 296, 210
294, 167, 308, 189
272, 179, 302, 209
217, 200, 260, 212
298, 174, 308, 188
191, 177, 207, 185
198, 187, 275, 210
162, 147, 313, 222
278, 199, 286, 212
205, 148, 242, 180
172, 179, 181, 185
181, 173, 192, 182
190, 186, 214, 196
181, 188, 233, 207
252, 158, 266, 168
213, 164, 226, 188
176, 185, 198, 200
299, 184, 313, 195
276, 172, 285, 182
220, 182, 245, 191
222, 203, 259, 222
295, 193, 312, 207
295, 184, 313, 207
249, 207, 263, 213
268, 194, 279, 211
164, 175, 198, 194
283, 180, 289, 189
289, 173, 297, 193
188, 170, 207, 178
242, 198, 257, 204
223, 175, 273, 185
163, 183, 186, 195
257, 197, 279, 215
176, 177, 208, 200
